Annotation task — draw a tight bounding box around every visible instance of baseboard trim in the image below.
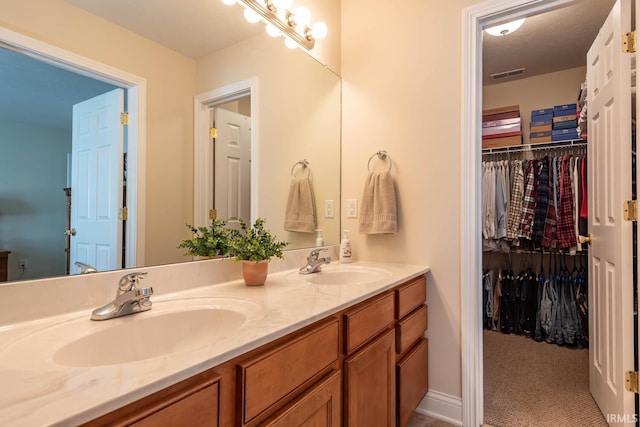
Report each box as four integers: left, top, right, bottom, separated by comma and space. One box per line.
416, 389, 463, 426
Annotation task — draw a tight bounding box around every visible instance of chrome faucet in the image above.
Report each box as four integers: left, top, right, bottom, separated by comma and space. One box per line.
91, 272, 153, 321
299, 248, 331, 274
75, 261, 98, 274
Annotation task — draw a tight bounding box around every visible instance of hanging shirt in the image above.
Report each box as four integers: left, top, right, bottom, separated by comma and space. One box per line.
558, 155, 578, 249
519, 159, 538, 240
532, 157, 550, 247
506, 160, 524, 241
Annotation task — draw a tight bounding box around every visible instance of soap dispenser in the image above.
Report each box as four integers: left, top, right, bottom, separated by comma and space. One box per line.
340, 230, 352, 263
315, 229, 324, 247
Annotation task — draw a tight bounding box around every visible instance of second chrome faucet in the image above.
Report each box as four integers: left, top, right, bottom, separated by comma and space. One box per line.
299, 248, 331, 274
91, 272, 153, 321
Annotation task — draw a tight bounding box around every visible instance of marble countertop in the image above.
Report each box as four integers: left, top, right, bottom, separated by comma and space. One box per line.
0, 261, 429, 426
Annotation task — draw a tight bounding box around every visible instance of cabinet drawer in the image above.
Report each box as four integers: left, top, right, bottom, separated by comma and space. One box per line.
396, 305, 427, 354
239, 319, 339, 425
132, 379, 219, 427
263, 371, 342, 427
344, 292, 394, 354
397, 338, 429, 427
395, 276, 426, 319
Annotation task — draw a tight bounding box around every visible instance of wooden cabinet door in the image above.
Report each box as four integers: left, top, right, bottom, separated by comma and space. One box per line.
397, 338, 429, 427
263, 371, 341, 427
344, 329, 395, 427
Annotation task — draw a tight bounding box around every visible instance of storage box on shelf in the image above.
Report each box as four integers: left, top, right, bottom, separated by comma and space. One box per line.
553, 103, 578, 131
482, 105, 522, 149
529, 107, 553, 143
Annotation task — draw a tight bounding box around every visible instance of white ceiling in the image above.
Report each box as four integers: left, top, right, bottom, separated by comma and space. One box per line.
0, 0, 620, 129
483, 0, 616, 85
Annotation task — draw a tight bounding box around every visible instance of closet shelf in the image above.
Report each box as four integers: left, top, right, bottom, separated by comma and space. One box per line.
482, 139, 587, 155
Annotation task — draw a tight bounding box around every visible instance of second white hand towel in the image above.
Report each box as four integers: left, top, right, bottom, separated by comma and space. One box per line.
284, 176, 317, 233
359, 170, 397, 234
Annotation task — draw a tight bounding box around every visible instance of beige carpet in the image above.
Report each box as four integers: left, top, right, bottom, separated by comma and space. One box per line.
483, 330, 608, 427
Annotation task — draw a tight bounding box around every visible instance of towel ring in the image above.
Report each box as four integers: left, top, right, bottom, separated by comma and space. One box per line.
367, 150, 393, 172
291, 159, 311, 177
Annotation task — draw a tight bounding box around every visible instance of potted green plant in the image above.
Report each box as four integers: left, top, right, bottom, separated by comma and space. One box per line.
178, 219, 231, 259
228, 217, 288, 286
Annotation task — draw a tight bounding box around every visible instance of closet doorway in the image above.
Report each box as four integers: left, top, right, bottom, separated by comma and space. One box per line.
461, 0, 637, 426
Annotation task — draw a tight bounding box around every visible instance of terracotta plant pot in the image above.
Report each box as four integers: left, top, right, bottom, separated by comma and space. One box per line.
241, 260, 269, 286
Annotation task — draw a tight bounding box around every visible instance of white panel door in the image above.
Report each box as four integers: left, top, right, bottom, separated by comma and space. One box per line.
70, 88, 124, 274
586, 0, 634, 423
214, 108, 251, 229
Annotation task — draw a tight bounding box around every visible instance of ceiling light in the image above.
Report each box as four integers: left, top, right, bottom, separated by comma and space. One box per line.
243, 8, 261, 23
231, 0, 327, 50
485, 18, 525, 36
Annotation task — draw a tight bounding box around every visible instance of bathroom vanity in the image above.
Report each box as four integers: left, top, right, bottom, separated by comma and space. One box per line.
0, 259, 429, 426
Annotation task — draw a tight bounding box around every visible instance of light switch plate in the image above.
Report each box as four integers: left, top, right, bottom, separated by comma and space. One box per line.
325, 200, 335, 218
347, 199, 358, 218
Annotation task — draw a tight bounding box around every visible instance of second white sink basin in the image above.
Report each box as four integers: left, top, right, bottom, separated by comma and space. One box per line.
294, 265, 392, 285
0, 297, 262, 369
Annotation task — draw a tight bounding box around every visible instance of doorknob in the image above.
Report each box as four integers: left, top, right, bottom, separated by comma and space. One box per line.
578, 234, 592, 244
65, 228, 77, 236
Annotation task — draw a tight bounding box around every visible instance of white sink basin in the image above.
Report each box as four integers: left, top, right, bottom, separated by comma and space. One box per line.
0, 297, 262, 369
293, 265, 392, 285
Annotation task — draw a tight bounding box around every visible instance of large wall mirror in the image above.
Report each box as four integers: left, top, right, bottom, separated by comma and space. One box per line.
0, 0, 341, 283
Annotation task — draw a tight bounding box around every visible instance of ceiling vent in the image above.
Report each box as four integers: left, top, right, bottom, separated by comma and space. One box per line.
490, 67, 526, 81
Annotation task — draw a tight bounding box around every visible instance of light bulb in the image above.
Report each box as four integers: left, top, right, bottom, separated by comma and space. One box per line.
293, 6, 311, 26
266, 24, 281, 37
273, 0, 292, 9
221, 0, 236, 5
311, 22, 328, 39
244, 8, 261, 23
284, 38, 298, 49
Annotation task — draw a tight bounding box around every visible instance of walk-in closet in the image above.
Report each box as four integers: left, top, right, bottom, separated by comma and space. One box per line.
481, 1, 621, 425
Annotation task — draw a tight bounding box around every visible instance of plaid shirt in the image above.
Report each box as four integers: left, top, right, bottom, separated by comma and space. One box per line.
541, 157, 558, 249
557, 155, 577, 249
506, 160, 524, 241
532, 157, 550, 247
518, 159, 538, 240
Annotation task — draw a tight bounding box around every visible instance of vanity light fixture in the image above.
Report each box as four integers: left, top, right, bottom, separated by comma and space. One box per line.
224, 0, 327, 50
484, 18, 526, 36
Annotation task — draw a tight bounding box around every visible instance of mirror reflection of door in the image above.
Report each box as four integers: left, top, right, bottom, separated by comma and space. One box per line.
0, 46, 122, 281
70, 88, 125, 274
212, 98, 251, 229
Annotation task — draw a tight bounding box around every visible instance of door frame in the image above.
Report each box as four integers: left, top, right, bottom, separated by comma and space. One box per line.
461, 0, 578, 425
193, 78, 258, 228
0, 26, 146, 268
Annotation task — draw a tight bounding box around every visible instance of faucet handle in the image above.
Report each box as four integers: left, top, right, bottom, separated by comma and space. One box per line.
309, 248, 328, 259
118, 271, 148, 292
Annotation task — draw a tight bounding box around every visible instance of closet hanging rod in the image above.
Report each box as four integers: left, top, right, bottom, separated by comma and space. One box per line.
367, 150, 393, 171
291, 159, 311, 177
482, 139, 587, 156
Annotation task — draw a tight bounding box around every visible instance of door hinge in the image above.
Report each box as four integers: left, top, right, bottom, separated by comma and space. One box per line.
120, 112, 129, 125
624, 200, 637, 221
119, 207, 128, 221
623, 31, 636, 53
209, 209, 217, 220
626, 371, 639, 393
210, 127, 218, 138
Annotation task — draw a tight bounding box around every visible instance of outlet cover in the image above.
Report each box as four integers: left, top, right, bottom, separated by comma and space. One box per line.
347, 199, 358, 218
325, 200, 335, 218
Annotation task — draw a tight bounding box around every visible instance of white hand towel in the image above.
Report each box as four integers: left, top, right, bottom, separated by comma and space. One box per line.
359, 170, 398, 234
284, 176, 317, 233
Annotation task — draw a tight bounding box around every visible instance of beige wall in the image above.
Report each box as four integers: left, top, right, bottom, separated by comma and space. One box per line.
484, 66, 586, 144
0, 0, 197, 266
341, 0, 483, 401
